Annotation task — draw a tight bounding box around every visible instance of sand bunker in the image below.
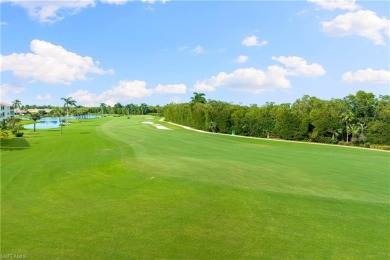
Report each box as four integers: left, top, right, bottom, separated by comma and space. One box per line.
155, 125, 170, 130
142, 121, 170, 130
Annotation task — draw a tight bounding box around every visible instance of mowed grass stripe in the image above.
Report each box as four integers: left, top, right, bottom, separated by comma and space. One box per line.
1, 116, 389, 259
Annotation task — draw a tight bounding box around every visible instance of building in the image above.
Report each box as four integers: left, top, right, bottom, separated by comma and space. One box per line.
0, 102, 15, 122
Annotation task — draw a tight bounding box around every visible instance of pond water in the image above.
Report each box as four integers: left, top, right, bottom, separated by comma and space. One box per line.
24, 115, 99, 130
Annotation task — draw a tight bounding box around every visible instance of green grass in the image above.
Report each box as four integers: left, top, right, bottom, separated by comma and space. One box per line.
1, 116, 389, 259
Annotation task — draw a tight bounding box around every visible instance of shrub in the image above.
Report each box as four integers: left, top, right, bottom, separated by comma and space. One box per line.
364, 143, 371, 148
381, 145, 390, 151
0, 130, 9, 139
317, 136, 335, 144
370, 144, 390, 151
15, 132, 24, 137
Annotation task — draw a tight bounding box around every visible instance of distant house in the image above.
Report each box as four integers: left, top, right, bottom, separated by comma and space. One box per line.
14, 108, 52, 115
26, 108, 52, 114
0, 102, 15, 122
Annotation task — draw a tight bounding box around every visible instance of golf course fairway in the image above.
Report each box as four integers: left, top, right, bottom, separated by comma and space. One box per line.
1, 116, 389, 258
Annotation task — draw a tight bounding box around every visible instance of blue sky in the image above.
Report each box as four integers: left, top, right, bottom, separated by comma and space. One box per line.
1, 0, 389, 107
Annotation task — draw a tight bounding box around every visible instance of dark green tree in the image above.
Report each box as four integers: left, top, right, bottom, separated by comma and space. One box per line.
191, 92, 206, 104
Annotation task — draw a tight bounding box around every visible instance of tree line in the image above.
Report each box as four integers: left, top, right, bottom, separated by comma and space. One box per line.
164, 91, 390, 147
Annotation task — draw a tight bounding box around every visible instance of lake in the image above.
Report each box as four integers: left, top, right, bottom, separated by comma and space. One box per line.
24, 115, 99, 130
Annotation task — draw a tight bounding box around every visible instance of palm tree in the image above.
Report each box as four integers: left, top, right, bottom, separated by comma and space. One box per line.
61, 97, 77, 121
100, 103, 106, 116
191, 92, 206, 104
30, 113, 41, 132
348, 124, 360, 144
12, 99, 22, 109
341, 111, 354, 142
12, 99, 22, 115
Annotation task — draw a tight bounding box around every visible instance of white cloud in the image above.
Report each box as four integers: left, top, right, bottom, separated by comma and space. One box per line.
194, 67, 290, 94
36, 94, 52, 101
101, 80, 153, 102
0, 21, 7, 26
242, 35, 268, 47
308, 0, 360, 11
272, 56, 326, 76
1, 39, 113, 85
67, 89, 99, 106
2, 0, 167, 23
0, 84, 26, 101
193, 56, 325, 94
2, 0, 95, 23
69, 79, 191, 106
141, 0, 169, 3
322, 10, 390, 45
193, 82, 217, 92
100, 0, 129, 5
342, 68, 390, 84
192, 45, 204, 54
235, 55, 249, 63
155, 84, 187, 94
68, 81, 154, 106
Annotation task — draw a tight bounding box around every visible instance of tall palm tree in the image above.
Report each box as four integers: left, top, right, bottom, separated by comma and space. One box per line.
61, 97, 77, 121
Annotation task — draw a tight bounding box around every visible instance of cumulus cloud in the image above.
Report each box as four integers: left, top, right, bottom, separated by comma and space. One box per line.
194, 67, 290, 94
191, 45, 204, 54
0, 84, 26, 101
68, 80, 153, 106
1, 39, 113, 85
235, 55, 249, 63
101, 80, 153, 102
322, 10, 390, 45
2, 0, 95, 23
155, 84, 187, 94
193, 56, 325, 94
342, 68, 390, 84
308, 0, 360, 11
2, 0, 167, 23
272, 56, 326, 76
242, 35, 268, 47
36, 94, 52, 101
67, 89, 99, 105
